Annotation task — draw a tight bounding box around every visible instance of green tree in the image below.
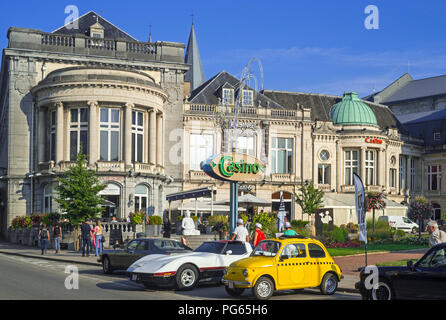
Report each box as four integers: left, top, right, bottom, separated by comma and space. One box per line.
54, 152, 106, 249
294, 181, 325, 221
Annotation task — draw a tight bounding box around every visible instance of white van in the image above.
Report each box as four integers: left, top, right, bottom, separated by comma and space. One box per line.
378, 216, 419, 233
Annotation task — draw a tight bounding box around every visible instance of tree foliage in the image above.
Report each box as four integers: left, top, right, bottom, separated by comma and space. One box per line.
294, 181, 325, 217
54, 152, 106, 225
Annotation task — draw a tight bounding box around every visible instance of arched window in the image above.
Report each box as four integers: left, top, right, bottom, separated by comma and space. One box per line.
135, 184, 150, 213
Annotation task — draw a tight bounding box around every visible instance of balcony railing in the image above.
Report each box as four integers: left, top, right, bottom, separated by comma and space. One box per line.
96, 161, 125, 172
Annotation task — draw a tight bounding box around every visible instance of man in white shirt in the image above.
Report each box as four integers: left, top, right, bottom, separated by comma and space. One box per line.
426, 220, 446, 247
231, 219, 249, 242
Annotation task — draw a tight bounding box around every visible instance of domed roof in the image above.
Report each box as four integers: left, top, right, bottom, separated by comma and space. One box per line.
330, 92, 378, 126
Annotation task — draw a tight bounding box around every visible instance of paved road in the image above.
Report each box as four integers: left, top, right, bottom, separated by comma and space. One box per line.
0, 253, 359, 300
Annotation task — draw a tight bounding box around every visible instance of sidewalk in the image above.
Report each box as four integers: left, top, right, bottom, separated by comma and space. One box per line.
0, 240, 100, 266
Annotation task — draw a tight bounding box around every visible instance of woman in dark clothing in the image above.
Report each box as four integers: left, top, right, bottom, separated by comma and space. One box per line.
162, 217, 171, 238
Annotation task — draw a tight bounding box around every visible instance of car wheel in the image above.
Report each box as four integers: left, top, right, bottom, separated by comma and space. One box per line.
371, 280, 394, 300
320, 273, 338, 295
176, 264, 199, 290
102, 256, 113, 274
252, 276, 274, 300
225, 286, 245, 297
412, 227, 418, 234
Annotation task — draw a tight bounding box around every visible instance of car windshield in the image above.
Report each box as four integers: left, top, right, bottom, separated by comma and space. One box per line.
194, 242, 226, 254
153, 239, 188, 251
251, 240, 281, 257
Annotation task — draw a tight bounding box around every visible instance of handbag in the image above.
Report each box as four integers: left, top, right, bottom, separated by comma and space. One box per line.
101, 235, 106, 243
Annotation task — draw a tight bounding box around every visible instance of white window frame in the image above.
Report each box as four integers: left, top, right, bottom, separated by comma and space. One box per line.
99, 108, 121, 162
271, 137, 294, 174
134, 184, 150, 213
236, 135, 255, 156
365, 150, 375, 185
189, 133, 214, 171
69, 107, 88, 161
222, 88, 234, 105
43, 185, 54, 213
344, 150, 359, 185
390, 168, 397, 188
242, 89, 254, 107
428, 165, 442, 191
318, 164, 331, 185
132, 110, 144, 163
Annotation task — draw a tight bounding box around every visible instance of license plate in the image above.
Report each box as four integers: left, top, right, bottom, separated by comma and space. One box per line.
228, 281, 234, 289
131, 274, 138, 281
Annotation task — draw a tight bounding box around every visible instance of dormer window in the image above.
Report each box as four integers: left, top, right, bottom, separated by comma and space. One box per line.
222, 88, 234, 105
92, 33, 103, 39
242, 89, 254, 107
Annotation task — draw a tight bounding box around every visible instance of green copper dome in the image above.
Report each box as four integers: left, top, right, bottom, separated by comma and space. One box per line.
330, 92, 378, 126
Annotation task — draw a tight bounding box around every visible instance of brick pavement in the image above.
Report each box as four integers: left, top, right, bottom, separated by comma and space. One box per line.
333, 248, 428, 275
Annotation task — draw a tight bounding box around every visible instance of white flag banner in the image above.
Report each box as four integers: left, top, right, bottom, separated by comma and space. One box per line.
353, 173, 367, 244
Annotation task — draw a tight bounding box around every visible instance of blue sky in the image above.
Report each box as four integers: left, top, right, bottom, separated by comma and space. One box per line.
1, 0, 446, 97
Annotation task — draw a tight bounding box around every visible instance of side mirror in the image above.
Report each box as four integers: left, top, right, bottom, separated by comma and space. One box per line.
225, 250, 232, 255
407, 260, 414, 271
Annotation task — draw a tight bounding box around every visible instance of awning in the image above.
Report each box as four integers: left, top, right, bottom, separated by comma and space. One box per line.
166, 187, 215, 202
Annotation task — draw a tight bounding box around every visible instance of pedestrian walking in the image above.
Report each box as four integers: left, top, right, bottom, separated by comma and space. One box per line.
426, 220, 446, 247
81, 218, 93, 257
252, 223, 266, 246
53, 223, 62, 254
39, 224, 50, 255
93, 220, 104, 257
231, 219, 250, 242
162, 217, 171, 238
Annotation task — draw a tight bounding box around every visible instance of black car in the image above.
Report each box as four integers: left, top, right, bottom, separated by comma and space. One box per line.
98, 238, 192, 274
356, 243, 446, 300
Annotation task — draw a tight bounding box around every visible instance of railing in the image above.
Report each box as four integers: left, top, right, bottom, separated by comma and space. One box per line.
189, 170, 211, 180
341, 185, 355, 193
41, 34, 75, 47
134, 163, 156, 174
86, 38, 117, 51
96, 161, 125, 172
271, 173, 295, 182
189, 105, 215, 113
271, 110, 296, 118
126, 42, 157, 55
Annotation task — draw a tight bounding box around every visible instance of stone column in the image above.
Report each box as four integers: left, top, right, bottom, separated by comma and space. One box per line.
37, 107, 46, 163
125, 103, 134, 167
406, 156, 412, 195
156, 113, 163, 167
144, 110, 149, 163
88, 101, 99, 166
55, 102, 64, 164
360, 147, 366, 185
149, 109, 157, 165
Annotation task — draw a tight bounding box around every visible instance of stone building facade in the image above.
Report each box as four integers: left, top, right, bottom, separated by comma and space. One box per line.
0, 12, 188, 236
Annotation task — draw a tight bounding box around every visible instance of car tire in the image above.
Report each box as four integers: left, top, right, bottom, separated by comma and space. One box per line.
176, 264, 199, 291
225, 286, 245, 297
320, 273, 338, 295
252, 276, 274, 300
102, 256, 113, 274
371, 279, 394, 300
412, 227, 418, 234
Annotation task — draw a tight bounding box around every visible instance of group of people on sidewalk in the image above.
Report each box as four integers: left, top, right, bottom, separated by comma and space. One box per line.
37, 219, 104, 257
80, 219, 104, 257
38, 223, 62, 255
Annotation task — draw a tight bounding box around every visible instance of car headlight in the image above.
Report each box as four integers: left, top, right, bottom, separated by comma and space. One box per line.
243, 269, 249, 277
130, 262, 146, 269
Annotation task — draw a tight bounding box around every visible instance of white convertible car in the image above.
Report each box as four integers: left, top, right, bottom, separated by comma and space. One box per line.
127, 240, 253, 290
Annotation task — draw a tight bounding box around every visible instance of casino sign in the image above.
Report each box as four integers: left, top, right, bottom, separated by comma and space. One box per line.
201, 153, 265, 182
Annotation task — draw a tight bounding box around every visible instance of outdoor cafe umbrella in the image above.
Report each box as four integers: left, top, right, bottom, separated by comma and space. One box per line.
214, 194, 271, 208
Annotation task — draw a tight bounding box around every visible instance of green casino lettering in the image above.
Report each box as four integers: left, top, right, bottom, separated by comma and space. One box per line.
219, 156, 260, 177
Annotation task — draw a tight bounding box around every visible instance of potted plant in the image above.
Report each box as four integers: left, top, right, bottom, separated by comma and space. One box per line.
145, 215, 163, 236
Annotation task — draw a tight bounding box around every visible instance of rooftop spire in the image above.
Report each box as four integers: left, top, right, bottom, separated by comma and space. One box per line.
185, 21, 205, 91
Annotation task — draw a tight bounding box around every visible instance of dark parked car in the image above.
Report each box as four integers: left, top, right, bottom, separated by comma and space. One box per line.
98, 238, 192, 274
356, 243, 446, 300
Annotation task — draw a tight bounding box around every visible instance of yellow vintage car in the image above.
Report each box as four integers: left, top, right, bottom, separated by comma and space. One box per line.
222, 235, 343, 299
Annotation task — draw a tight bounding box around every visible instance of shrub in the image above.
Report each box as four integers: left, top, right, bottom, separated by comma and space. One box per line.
291, 220, 308, 229
346, 222, 358, 233
326, 241, 361, 248
148, 215, 162, 225
129, 211, 145, 225
251, 212, 277, 238
321, 225, 348, 245
239, 214, 248, 224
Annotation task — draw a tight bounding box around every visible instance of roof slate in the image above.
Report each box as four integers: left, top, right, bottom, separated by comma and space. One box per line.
52, 11, 137, 41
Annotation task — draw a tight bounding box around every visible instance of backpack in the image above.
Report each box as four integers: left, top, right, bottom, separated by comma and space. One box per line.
40, 228, 48, 239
